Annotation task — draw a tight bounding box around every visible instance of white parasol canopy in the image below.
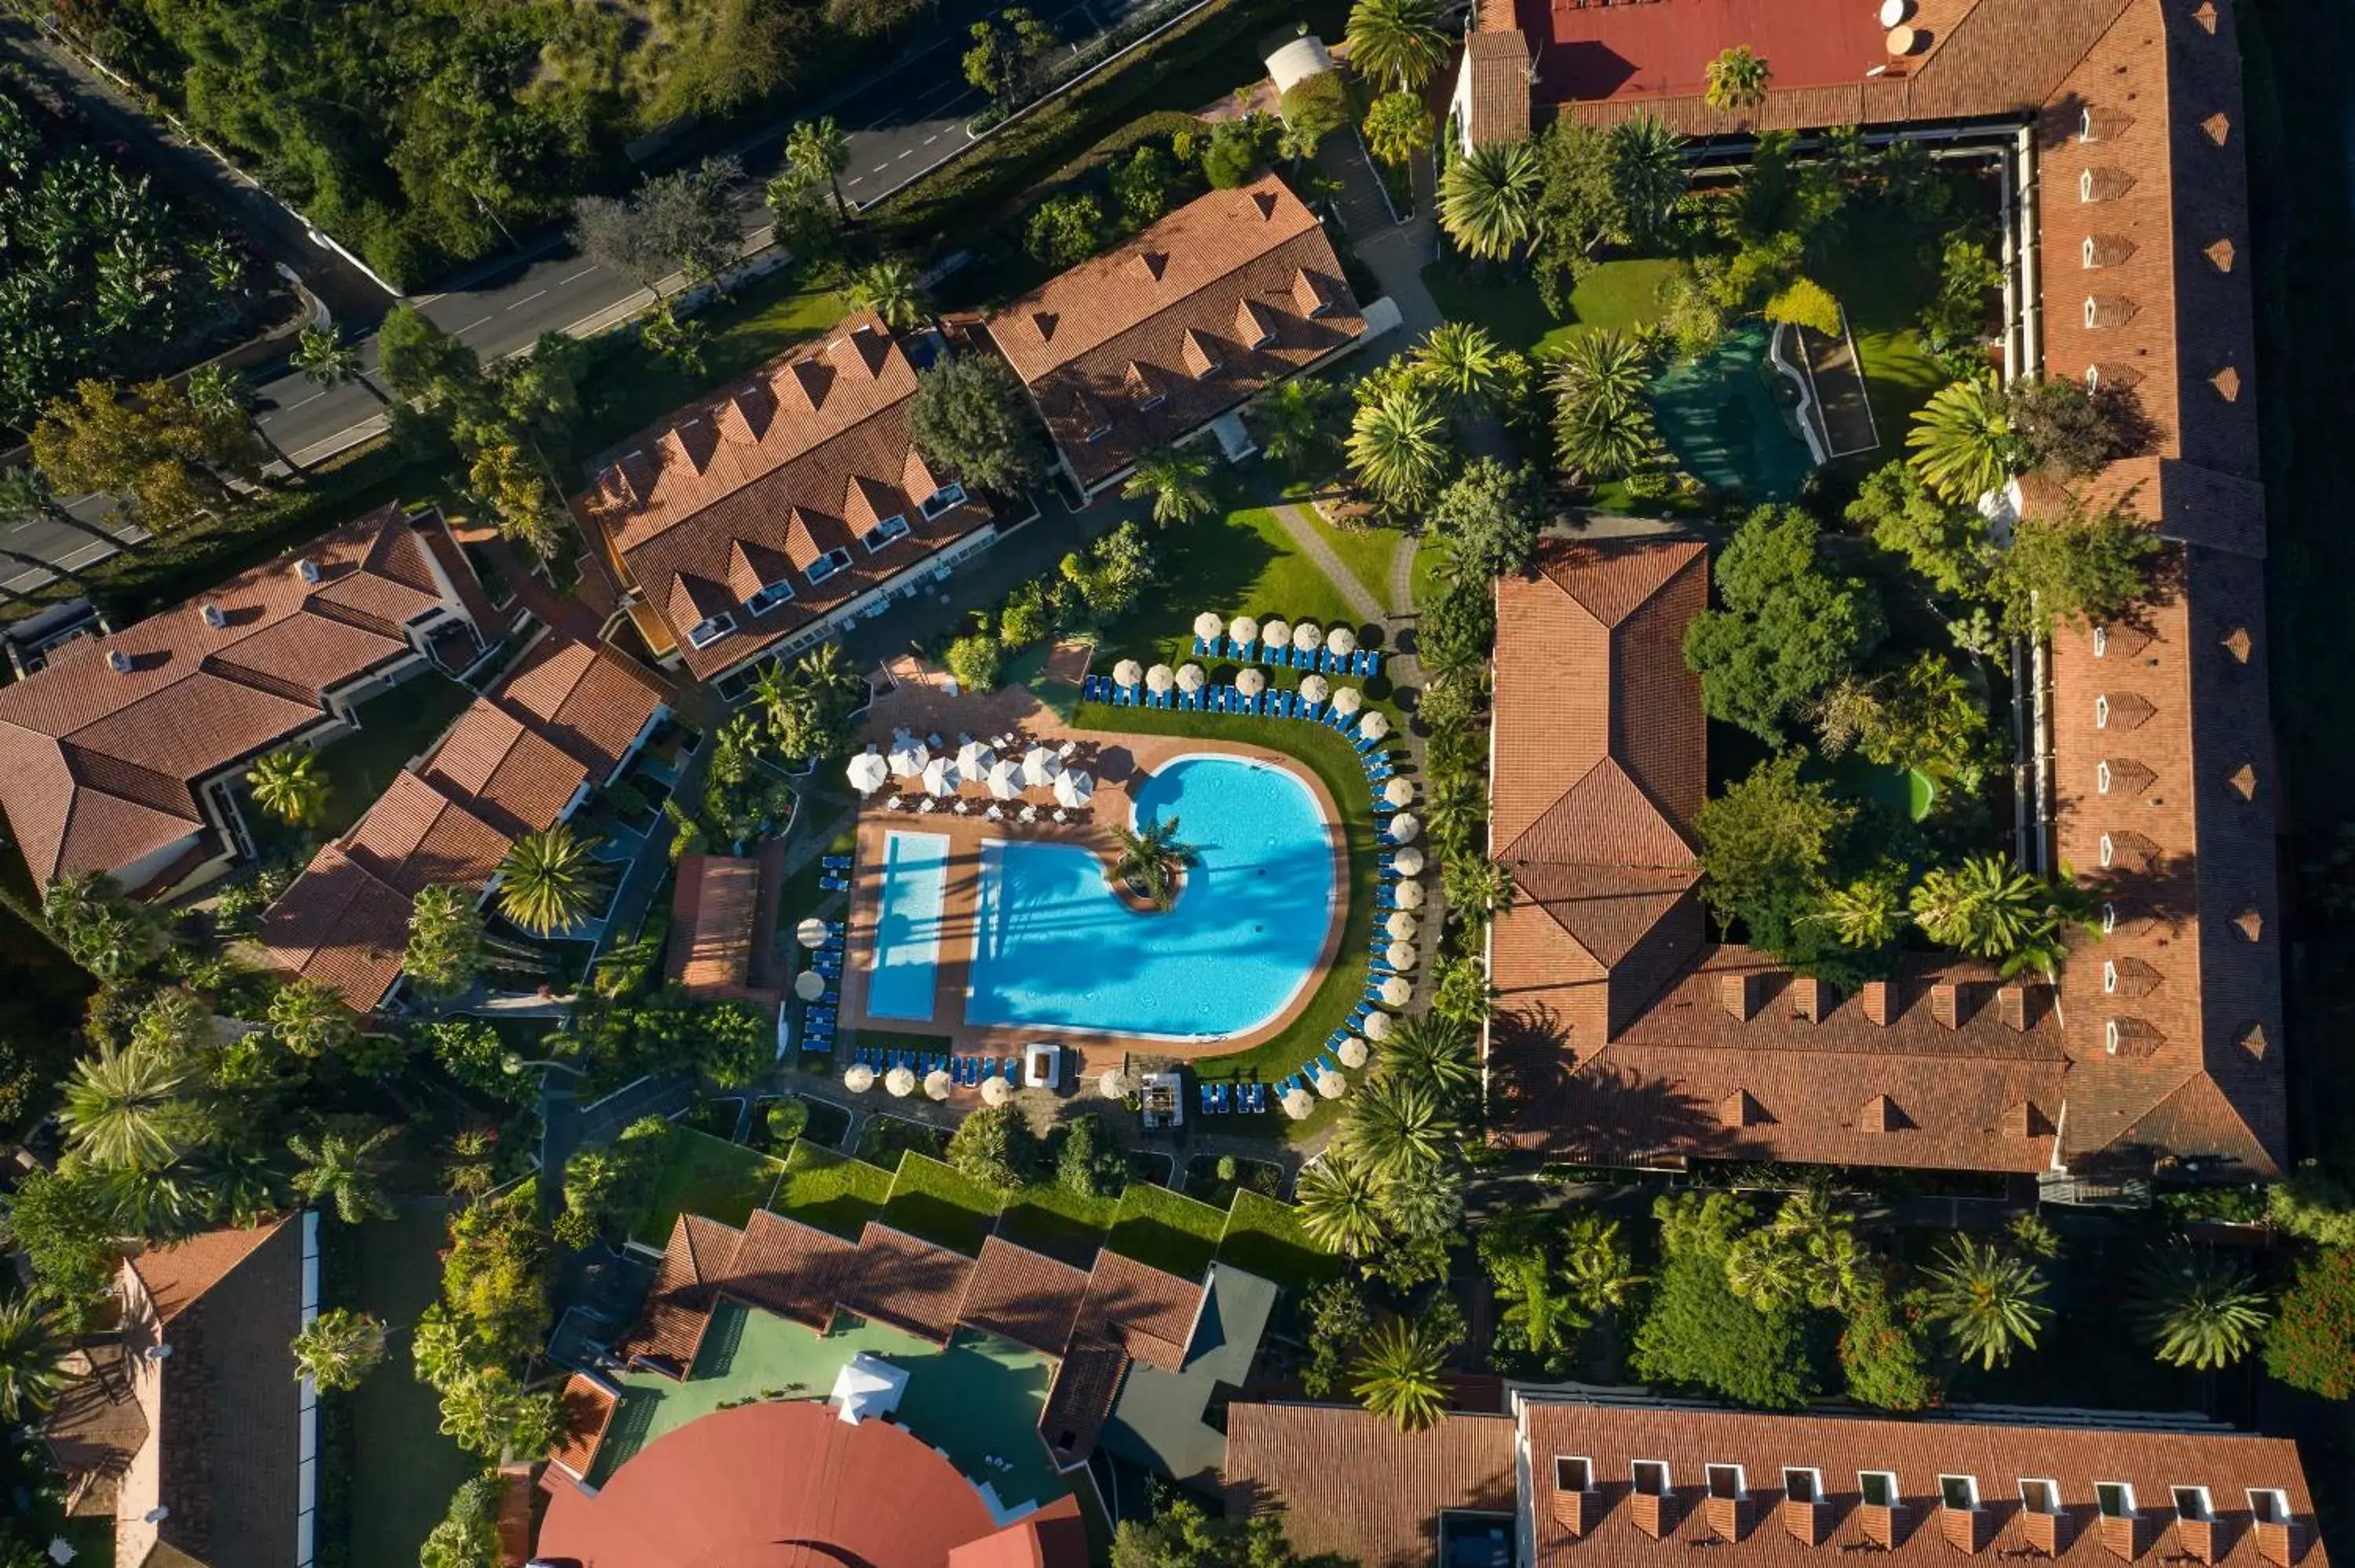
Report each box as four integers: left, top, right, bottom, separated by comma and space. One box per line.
957, 739, 997, 779
1113, 658, 1144, 687
980, 1074, 1013, 1107
1281, 1086, 1315, 1120
889, 738, 929, 779
1391, 844, 1426, 877
1386, 910, 1419, 941
1386, 939, 1420, 971
1397, 877, 1426, 909
885, 1067, 915, 1097
1236, 667, 1267, 697
1316, 1068, 1348, 1099
1053, 770, 1095, 808
1327, 625, 1357, 656
1384, 777, 1416, 808
1386, 811, 1419, 844
925, 1069, 952, 1101
1177, 662, 1207, 693
921, 757, 961, 797
1337, 1036, 1369, 1069
829, 1351, 907, 1425
1361, 1009, 1393, 1041
1099, 1068, 1132, 1099
1380, 975, 1412, 1008
843, 1063, 876, 1093
1331, 687, 1364, 717
1261, 618, 1291, 650
1292, 621, 1321, 651
797, 917, 831, 950
1145, 663, 1174, 694
987, 759, 1024, 799
847, 753, 889, 795
794, 969, 827, 1001
1358, 711, 1392, 741
1022, 746, 1064, 787
1299, 673, 1330, 704
1195, 611, 1225, 640
1229, 614, 1259, 647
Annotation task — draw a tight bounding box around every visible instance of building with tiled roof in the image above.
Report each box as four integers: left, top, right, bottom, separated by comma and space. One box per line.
1229, 1394, 2327, 1568
45, 1216, 317, 1568
257, 633, 670, 1012
0, 504, 487, 899
988, 173, 1373, 492
571, 309, 998, 685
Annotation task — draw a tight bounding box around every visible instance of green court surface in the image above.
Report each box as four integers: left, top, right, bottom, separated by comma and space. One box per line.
1649, 322, 1819, 502
592, 1300, 1068, 1518
1828, 754, 1938, 822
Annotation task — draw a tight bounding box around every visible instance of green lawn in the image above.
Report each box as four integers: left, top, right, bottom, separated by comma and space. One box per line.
998, 1180, 1123, 1265
1216, 1188, 1343, 1290
304, 671, 478, 841
1105, 1181, 1229, 1279
1813, 199, 1952, 453
880, 1151, 1005, 1255
1291, 498, 1403, 614
1420, 256, 1678, 356
1094, 502, 1372, 673
772, 1142, 896, 1238
346, 1207, 478, 1568
634, 1129, 786, 1245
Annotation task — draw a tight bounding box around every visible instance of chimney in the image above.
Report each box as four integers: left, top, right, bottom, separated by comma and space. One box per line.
1554, 1488, 1592, 1537
106, 648, 133, 674
295, 557, 322, 584
1860, 1503, 1903, 1549
1782, 1498, 1824, 1547
2177, 1519, 2218, 1565
1722, 972, 1764, 1021
1860, 979, 1895, 1025
2101, 1513, 2151, 1562
1789, 975, 1829, 1023
1999, 984, 2030, 1030
1720, 1089, 1762, 1129
2024, 1511, 2072, 1557
1944, 1507, 1992, 1554
1630, 1493, 1667, 1541
200, 602, 226, 629
1931, 981, 1962, 1030
1707, 1495, 1753, 1543
2255, 1520, 2307, 1568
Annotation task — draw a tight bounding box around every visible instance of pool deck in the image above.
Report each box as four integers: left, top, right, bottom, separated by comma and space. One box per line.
837, 657, 1347, 1077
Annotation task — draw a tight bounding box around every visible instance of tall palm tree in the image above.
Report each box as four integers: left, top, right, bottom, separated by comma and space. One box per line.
0, 1296, 64, 1421
1551, 328, 1652, 420
1908, 855, 2071, 969
1361, 90, 1434, 168
1345, 0, 1448, 93
1352, 1316, 1451, 1431
1561, 1215, 1646, 1315
1342, 1072, 1459, 1180
290, 326, 386, 405
1347, 383, 1448, 508
1252, 376, 1346, 470
1295, 1152, 1388, 1257
1724, 1228, 1811, 1311
1422, 769, 1488, 859
1120, 448, 1216, 527
288, 1121, 399, 1225
1703, 46, 1772, 119
1413, 321, 1506, 407
245, 746, 328, 826
785, 116, 854, 223
1378, 1012, 1481, 1099
1496, 1251, 1588, 1361
60, 1040, 197, 1169
849, 258, 926, 331
1813, 875, 1907, 948
186, 362, 295, 477
404, 884, 487, 1001
1441, 854, 1513, 930
292, 1307, 389, 1391
496, 825, 604, 937
1109, 817, 1200, 909
1438, 140, 1543, 262
2131, 1245, 2269, 1370
1606, 116, 1687, 244
268, 976, 354, 1057
1907, 376, 2018, 502
1921, 1235, 2051, 1369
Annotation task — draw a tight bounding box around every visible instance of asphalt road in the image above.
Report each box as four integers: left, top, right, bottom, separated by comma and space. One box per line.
2, 0, 1151, 600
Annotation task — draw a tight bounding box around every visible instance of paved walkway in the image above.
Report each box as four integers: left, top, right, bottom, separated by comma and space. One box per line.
1268, 504, 1386, 625
1316, 129, 1400, 239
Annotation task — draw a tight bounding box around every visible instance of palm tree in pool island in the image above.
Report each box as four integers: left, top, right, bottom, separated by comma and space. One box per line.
497, 824, 605, 936
1109, 817, 1200, 910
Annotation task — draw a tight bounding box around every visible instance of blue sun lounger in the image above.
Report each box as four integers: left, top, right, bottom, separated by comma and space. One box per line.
1227, 637, 1255, 662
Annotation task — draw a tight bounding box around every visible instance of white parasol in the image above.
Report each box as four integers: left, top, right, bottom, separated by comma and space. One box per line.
1331, 687, 1364, 717
1392, 844, 1426, 877
921, 757, 961, 797
1386, 940, 1420, 971
956, 739, 997, 779
1337, 1036, 1369, 1069
1361, 1009, 1393, 1041
1281, 1086, 1315, 1120
1194, 611, 1225, 640
1386, 811, 1419, 844
1113, 658, 1145, 688
1396, 877, 1426, 910
1327, 625, 1357, 656
1292, 621, 1322, 652
1099, 1068, 1132, 1100
1358, 711, 1392, 741
1229, 614, 1259, 647
1386, 910, 1419, 942
1380, 975, 1412, 1008
847, 753, 889, 795
1145, 663, 1174, 694
1053, 770, 1095, 808
843, 1063, 875, 1093
987, 759, 1024, 800
1236, 667, 1267, 697
794, 969, 827, 1001
1177, 662, 1207, 693
1382, 778, 1414, 808
925, 1069, 953, 1101
1316, 1067, 1348, 1099
889, 738, 930, 779
885, 1067, 915, 1097
1298, 673, 1330, 705
797, 917, 831, 950
1022, 746, 1064, 787
1261, 618, 1291, 651
980, 1074, 1013, 1107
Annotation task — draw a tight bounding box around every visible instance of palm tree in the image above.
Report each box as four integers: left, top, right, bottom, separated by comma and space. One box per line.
496, 825, 604, 937
186, 361, 295, 477
1703, 45, 1772, 120
1496, 1251, 1588, 1361
404, 884, 487, 1001
2131, 1245, 2269, 1370
785, 115, 854, 223
1120, 448, 1217, 527
1908, 855, 2074, 970
1552, 328, 1652, 419
1814, 876, 1908, 947
1109, 817, 1201, 909
1561, 1215, 1645, 1315
1345, 0, 1448, 93
1342, 1071, 1459, 1180
245, 746, 328, 826
1378, 1012, 1481, 1100
1907, 376, 2018, 502
1441, 854, 1513, 930
60, 1040, 197, 1169
1413, 321, 1506, 407
288, 1121, 398, 1225
1606, 116, 1687, 243
1352, 1316, 1451, 1431
292, 1307, 389, 1391
0, 1296, 64, 1421
1422, 769, 1487, 859
268, 976, 354, 1057
1252, 377, 1346, 470
849, 258, 926, 331
1347, 383, 1448, 509
1725, 1228, 1810, 1311
1920, 1235, 2051, 1369
1361, 90, 1434, 168
1438, 140, 1542, 262
1295, 1152, 1388, 1256
290, 326, 386, 405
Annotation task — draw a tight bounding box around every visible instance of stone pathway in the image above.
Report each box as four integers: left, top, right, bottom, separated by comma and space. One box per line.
1268, 503, 1386, 626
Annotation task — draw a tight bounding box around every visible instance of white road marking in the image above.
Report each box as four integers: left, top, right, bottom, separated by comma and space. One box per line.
266, 389, 327, 417
506, 289, 548, 310
897, 148, 914, 159
557, 267, 598, 286
870, 164, 891, 174
454, 315, 493, 336
926, 132, 943, 144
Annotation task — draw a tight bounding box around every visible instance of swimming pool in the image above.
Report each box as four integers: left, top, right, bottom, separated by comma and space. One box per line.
963, 753, 1334, 1040
869, 830, 951, 1020
1649, 320, 1819, 501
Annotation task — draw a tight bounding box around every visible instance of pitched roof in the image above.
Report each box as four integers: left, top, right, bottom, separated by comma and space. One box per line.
946, 1494, 1090, 1568
571, 312, 992, 679
838, 1221, 977, 1343
666, 853, 763, 997
1225, 1404, 1520, 1568
959, 1235, 1092, 1356
989, 175, 1369, 488
550, 1373, 619, 1481
616, 1213, 746, 1370
0, 505, 465, 890
492, 635, 670, 779
1073, 1249, 1200, 1372
418, 701, 588, 839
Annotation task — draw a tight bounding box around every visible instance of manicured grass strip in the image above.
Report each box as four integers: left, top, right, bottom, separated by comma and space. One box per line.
1292, 501, 1402, 614
998, 1183, 1120, 1266
635, 1129, 786, 1245
1216, 1189, 1342, 1291
772, 1142, 896, 1240
1420, 256, 1678, 356
882, 1152, 1006, 1256
1105, 1181, 1228, 1279
344, 1207, 478, 1568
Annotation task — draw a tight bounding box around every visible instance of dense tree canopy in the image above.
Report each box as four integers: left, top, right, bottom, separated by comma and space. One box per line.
1684, 505, 1885, 739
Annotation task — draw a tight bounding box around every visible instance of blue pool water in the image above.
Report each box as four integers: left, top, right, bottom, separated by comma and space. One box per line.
964, 754, 1334, 1039
870, 830, 950, 1020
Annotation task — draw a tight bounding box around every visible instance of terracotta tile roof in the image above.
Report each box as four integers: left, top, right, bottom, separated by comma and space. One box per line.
617, 1213, 746, 1372
42, 1343, 144, 1519
0, 504, 469, 889
838, 1222, 978, 1342
1039, 1335, 1130, 1466
947, 1493, 1090, 1568
1225, 1403, 1519, 1568
1073, 1249, 1200, 1372
420, 700, 588, 839
252, 842, 415, 1009
717, 1209, 856, 1330
989, 175, 1368, 489
960, 1236, 1092, 1356
1462, 27, 1534, 147
550, 1373, 619, 1480
492, 635, 671, 780
666, 853, 764, 998
344, 768, 514, 895
571, 312, 994, 680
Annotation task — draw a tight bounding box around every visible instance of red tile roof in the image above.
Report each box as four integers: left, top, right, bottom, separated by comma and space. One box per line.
666, 853, 763, 997
1225, 1404, 1520, 1568
960, 1236, 1092, 1356
421, 701, 589, 839
126, 1216, 294, 1327
550, 1373, 618, 1481
616, 1213, 747, 1371
988, 175, 1368, 489
947, 1493, 1090, 1568
492, 635, 671, 779
1072, 1249, 1200, 1372
838, 1222, 979, 1342
720, 1209, 857, 1330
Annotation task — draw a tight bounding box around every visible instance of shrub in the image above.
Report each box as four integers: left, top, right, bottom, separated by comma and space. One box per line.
946, 633, 1003, 692
1202, 117, 1267, 188
947, 1103, 1036, 1193
2262, 1247, 2355, 1399
766, 1096, 811, 1143
1838, 1280, 1940, 1410
1278, 71, 1350, 145
1057, 1114, 1126, 1198
1630, 1193, 1822, 1409
1763, 276, 1842, 337
1024, 192, 1104, 267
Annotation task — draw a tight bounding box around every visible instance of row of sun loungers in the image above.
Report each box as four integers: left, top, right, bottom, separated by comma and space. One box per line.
801, 918, 847, 1052
1188, 635, 1384, 678
1196, 1079, 1269, 1114
850, 1046, 1025, 1086
879, 797, 1082, 823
